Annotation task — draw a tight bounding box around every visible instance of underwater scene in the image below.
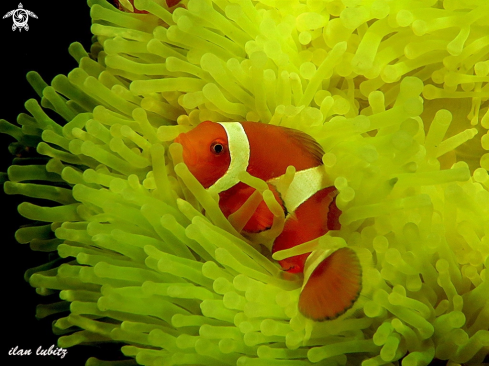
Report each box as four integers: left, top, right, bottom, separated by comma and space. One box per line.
1, 0, 488, 365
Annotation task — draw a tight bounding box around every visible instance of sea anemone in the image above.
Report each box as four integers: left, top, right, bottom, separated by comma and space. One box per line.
1, 0, 488, 365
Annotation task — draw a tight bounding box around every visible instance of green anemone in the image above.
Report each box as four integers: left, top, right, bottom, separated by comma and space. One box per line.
1, 0, 488, 365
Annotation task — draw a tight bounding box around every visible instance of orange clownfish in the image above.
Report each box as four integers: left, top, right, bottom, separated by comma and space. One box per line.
175, 121, 362, 321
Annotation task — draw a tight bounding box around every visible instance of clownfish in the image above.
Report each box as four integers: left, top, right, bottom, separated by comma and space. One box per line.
175, 121, 362, 321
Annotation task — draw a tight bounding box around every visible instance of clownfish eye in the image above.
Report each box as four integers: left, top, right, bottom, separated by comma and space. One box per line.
210, 141, 225, 155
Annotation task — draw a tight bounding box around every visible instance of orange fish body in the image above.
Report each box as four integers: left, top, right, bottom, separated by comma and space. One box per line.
175, 121, 362, 321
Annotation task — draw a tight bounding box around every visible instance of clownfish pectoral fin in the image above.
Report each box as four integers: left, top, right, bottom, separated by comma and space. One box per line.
242, 183, 285, 233
298, 248, 362, 321
224, 184, 285, 233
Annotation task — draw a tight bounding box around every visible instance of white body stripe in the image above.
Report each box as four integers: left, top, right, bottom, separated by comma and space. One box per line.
268, 165, 332, 215
207, 122, 250, 195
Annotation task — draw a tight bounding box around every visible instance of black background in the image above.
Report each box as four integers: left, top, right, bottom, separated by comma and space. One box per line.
1, 1, 108, 365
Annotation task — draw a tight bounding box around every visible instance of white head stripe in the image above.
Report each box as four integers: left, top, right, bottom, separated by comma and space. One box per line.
268, 166, 332, 214
207, 122, 250, 195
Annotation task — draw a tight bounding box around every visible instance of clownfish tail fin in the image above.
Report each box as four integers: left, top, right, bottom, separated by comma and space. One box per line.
298, 247, 362, 321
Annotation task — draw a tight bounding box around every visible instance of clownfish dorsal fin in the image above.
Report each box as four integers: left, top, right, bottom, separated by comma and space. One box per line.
298, 247, 362, 321
279, 126, 325, 165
